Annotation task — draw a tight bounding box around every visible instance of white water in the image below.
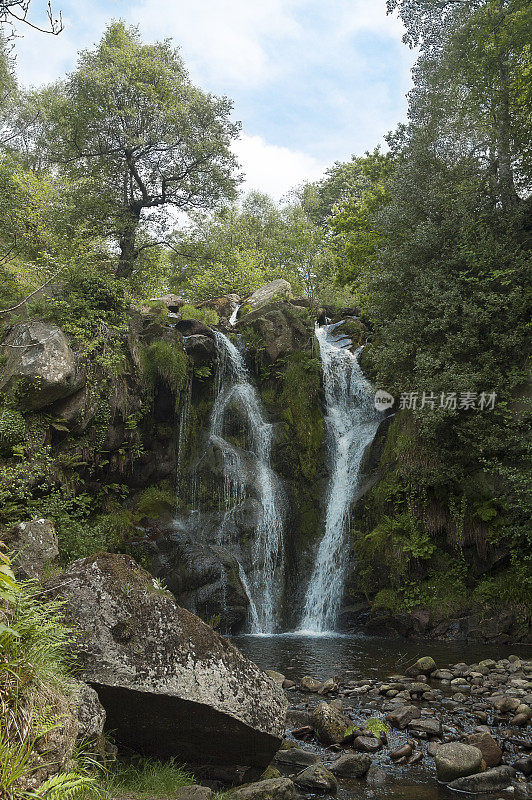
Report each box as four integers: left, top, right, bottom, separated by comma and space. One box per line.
299, 323, 381, 633
229, 304, 241, 326
209, 332, 285, 633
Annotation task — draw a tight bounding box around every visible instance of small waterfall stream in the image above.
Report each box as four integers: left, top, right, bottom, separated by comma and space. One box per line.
299, 323, 382, 633
209, 332, 285, 634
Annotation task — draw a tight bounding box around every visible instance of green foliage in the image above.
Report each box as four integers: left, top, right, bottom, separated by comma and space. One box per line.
102, 757, 194, 799
0, 406, 26, 455
141, 340, 187, 401
179, 303, 219, 326
364, 718, 389, 737
134, 484, 175, 519
362, 512, 435, 586
0, 554, 101, 799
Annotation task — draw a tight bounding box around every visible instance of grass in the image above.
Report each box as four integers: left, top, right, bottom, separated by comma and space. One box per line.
102, 758, 196, 799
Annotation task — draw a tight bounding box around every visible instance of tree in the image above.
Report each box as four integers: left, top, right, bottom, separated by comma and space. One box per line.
43, 22, 240, 278
0, 0, 62, 36
387, 0, 532, 207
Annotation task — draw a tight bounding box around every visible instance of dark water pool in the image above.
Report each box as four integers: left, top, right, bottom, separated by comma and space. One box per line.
232, 634, 531, 800
233, 632, 531, 684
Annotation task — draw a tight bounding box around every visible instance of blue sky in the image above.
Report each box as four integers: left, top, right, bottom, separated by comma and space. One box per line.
15, 0, 415, 199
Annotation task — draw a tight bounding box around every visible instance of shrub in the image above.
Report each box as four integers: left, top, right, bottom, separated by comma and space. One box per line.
179, 303, 219, 326
142, 340, 187, 401
0, 406, 26, 455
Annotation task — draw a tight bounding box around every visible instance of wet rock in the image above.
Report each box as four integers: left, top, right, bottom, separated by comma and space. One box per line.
390, 744, 413, 761
435, 742, 485, 782
174, 787, 214, 800
366, 765, 387, 786
294, 764, 337, 794
490, 695, 521, 713
312, 703, 350, 745
413, 656, 437, 675
386, 705, 422, 729
247, 280, 292, 309
354, 736, 382, 753
183, 334, 216, 366
266, 671, 286, 687
319, 678, 338, 695
261, 767, 282, 781
227, 778, 298, 800
44, 553, 287, 770
197, 293, 240, 319
510, 713, 530, 726
275, 748, 318, 767
329, 753, 372, 778
448, 766, 515, 793
285, 710, 312, 729
4, 518, 58, 580
300, 676, 323, 692
0, 322, 83, 410
407, 717, 442, 737
237, 302, 309, 362
466, 732, 502, 767
513, 756, 532, 776
175, 319, 215, 338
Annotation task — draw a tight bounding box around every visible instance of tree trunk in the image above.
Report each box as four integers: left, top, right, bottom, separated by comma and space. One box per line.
494, 4, 519, 210
116, 208, 141, 279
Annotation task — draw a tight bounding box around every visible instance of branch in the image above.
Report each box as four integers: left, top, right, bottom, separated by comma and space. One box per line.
134, 239, 219, 264
0, 266, 65, 315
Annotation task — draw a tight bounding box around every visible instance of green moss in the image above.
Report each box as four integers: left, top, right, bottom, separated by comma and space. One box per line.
142, 340, 187, 405
134, 484, 175, 518
180, 303, 219, 326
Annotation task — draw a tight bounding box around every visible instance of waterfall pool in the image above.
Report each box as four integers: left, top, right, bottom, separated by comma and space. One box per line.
233, 633, 531, 800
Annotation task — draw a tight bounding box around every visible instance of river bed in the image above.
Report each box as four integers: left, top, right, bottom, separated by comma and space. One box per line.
233, 634, 532, 800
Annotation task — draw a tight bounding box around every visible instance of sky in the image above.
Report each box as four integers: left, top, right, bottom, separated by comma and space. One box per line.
14, 0, 415, 201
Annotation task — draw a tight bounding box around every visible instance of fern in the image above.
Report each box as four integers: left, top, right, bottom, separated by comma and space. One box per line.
30, 771, 104, 799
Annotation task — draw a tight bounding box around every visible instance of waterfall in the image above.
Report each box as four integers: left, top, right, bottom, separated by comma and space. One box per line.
208, 332, 285, 634
299, 323, 381, 633
229, 304, 241, 326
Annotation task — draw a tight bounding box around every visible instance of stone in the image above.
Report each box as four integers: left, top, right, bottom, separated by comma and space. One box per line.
175, 319, 215, 338
407, 717, 442, 737
183, 334, 216, 366
294, 764, 337, 794
516, 703, 532, 719
448, 766, 515, 793
247, 280, 292, 309
4, 519, 58, 580
151, 293, 187, 312
197, 293, 240, 319
390, 744, 413, 761
319, 678, 338, 695
435, 742, 485, 782
227, 778, 298, 800
266, 670, 286, 687
44, 553, 287, 770
274, 748, 318, 767
510, 712, 530, 726
354, 736, 381, 753
174, 787, 214, 800
413, 656, 437, 674
386, 705, 422, 729
300, 676, 322, 692
513, 756, 532, 776
237, 302, 310, 362
312, 702, 350, 745
465, 732, 502, 767
491, 695, 521, 713
74, 681, 106, 742
0, 321, 83, 410
285, 709, 312, 729
329, 752, 372, 778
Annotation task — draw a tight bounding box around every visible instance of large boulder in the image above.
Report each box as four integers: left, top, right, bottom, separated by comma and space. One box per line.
151, 294, 188, 312
448, 766, 515, 793
44, 553, 287, 770
197, 294, 241, 319
246, 280, 292, 309
312, 702, 350, 745
294, 764, 337, 794
227, 778, 298, 800
0, 322, 83, 410
329, 752, 372, 778
465, 732, 502, 767
4, 519, 58, 580
238, 302, 310, 362
183, 334, 217, 366
435, 742, 484, 782
175, 318, 215, 338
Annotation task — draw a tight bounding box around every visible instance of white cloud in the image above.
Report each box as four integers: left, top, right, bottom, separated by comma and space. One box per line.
234, 132, 326, 200
129, 0, 302, 87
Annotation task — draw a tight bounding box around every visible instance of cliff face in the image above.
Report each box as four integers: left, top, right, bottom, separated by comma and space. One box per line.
1, 286, 529, 642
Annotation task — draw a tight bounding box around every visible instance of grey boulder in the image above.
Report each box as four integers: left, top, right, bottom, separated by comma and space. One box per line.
435, 742, 484, 782
329, 752, 372, 778
448, 766, 515, 793
227, 778, 298, 800
45, 553, 287, 770
294, 764, 337, 794
0, 322, 83, 410
246, 280, 292, 309
5, 518, 58, 580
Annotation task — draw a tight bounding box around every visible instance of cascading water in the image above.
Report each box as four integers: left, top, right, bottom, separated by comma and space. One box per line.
208, 332, 285, 634
299, 323, 382, 633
